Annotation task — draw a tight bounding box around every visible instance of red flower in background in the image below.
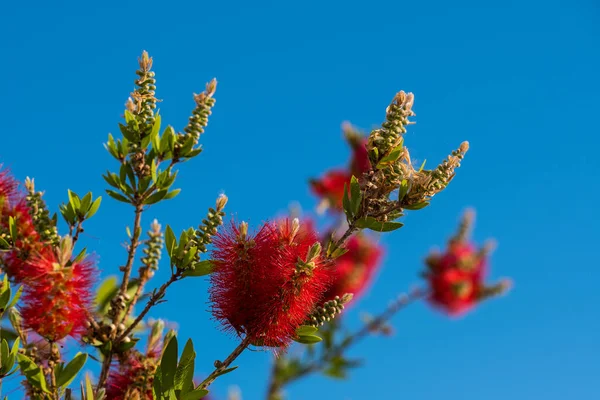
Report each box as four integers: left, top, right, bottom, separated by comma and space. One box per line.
425, 242, 485, 315
20, 249, 96, 341
0, 167, 18, 205
310, 135, 372, 212
210, 218, 333, 347
424, 212, 510, 316
324, 234, 383, 303
310, 170, 350, 211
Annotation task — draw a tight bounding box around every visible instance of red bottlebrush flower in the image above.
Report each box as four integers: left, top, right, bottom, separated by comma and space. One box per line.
1, 200, 44, 282
210, 218, 333, 348
0, 167, 19, 206
324, 234, 383, 303
106, 351, 156, 400
20, 248, 96, 341
310, 170, 351, 211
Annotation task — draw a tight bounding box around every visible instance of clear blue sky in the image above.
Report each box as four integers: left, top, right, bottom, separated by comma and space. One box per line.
1, 0, 599, 399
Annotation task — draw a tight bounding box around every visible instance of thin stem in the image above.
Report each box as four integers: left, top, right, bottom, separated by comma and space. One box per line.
267, 288, 427, 399
116, 204, 144, 312
72, 221, 84, 244
120, 273, 149, 323
199, 336, 252, 390
117, 271, 181, 342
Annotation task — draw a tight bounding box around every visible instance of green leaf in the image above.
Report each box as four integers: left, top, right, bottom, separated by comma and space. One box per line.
161, 336, 178, 392
8, 217, 17, 243
355, 217, 404, 232
183, 260, 213, 277
404, 201, 430, 210
105, 190, 131, 204
151, 159, 158, 184
165, 226, 176, 258
95, 276, 118, 314
143, 189, 168, 205
349, 175, 361, 217
85, 196, 102, 219
84, 373, 94, 400
151, 115, 162, 151
294, 335, 323, 344
0, 276, 11, 310
342, 182, 352, 219
80, 193, 93, 215
398, 179, 410, 202
67, 190, 81, 212
17, 353, 50, 393
0, 237, 9, 250
56, 353, 87, 388
174, 339, 195, 394
376, 144, 404, 169
163, 189, 181, 201
296, 325, 318, 336
7, 285, 22, 309
182, 389, 210, 400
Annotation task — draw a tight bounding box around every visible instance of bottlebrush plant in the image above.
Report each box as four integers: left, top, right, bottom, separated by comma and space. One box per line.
0, 51, 510, 400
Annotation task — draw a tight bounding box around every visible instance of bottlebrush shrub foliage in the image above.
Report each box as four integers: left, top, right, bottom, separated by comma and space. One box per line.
0, 51, 510, 400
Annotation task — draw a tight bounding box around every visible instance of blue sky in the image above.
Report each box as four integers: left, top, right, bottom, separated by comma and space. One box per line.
1, 0, 599, 399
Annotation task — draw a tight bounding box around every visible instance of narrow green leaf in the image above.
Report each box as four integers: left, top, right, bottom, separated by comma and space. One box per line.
163, 189, 181, 201
0, 237, 9, 250
67, 190, 81, 211
7, 285, 22, 309
95, 276, 118, 314
342, 183, 352, 220
294, 335, 323, 344
0, 277, 11, 310
398, 179, 410, 202
161, 336, 178, 392
296, 326, 318, 336
143, 189, 168, 205
404, 201, 430, 210
80, 193, 93, 215
355, 217, 404, 232
8, 217, 17, 243
182, 389, 210, 400
165, 226, 176, 258
349, 175, 361, 217
183, 260, 213, 277
174, 339, 195, 394
56, 353, 87, 388
85, 196, 102, 219
105, 190, 131, 204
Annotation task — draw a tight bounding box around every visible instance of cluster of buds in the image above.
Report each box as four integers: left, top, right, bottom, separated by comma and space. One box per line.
108, 292, 132, 321
84, 319, 129, 345
305, 294, 353, 327
139, 219, 164, 280
423, 211, 511, 316
183, 78, 217, 145
194, 194, 227, 254
24, 178, 59, 245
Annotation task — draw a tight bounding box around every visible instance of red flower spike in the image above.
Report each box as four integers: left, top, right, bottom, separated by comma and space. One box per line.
20, 249, 96, 341
0, 167, 19, 206
324, 234, 384, 303
210, 219, 333, 348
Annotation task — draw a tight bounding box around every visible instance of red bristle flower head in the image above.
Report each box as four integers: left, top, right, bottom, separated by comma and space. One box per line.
310, 170, 351, 211
1, 200, 44, 282
0, 167, 19, 206
210, 218, 333, 348
324, 233, 384, 303
20, 240, 96, 341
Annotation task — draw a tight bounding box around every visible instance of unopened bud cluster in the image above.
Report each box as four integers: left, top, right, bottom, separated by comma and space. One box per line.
194, 194, 227, 253
139, 219, 163, 279
24, 178, 59, 245
305, 294, 353, 327
183, 78, 217, 144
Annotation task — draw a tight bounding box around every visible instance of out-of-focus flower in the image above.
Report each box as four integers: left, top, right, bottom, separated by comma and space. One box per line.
106, 351, 157, 400
310, 170, 351, 211
210, 218, 333, 347
324, 234, 383, 303
424, 211, 510, 316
